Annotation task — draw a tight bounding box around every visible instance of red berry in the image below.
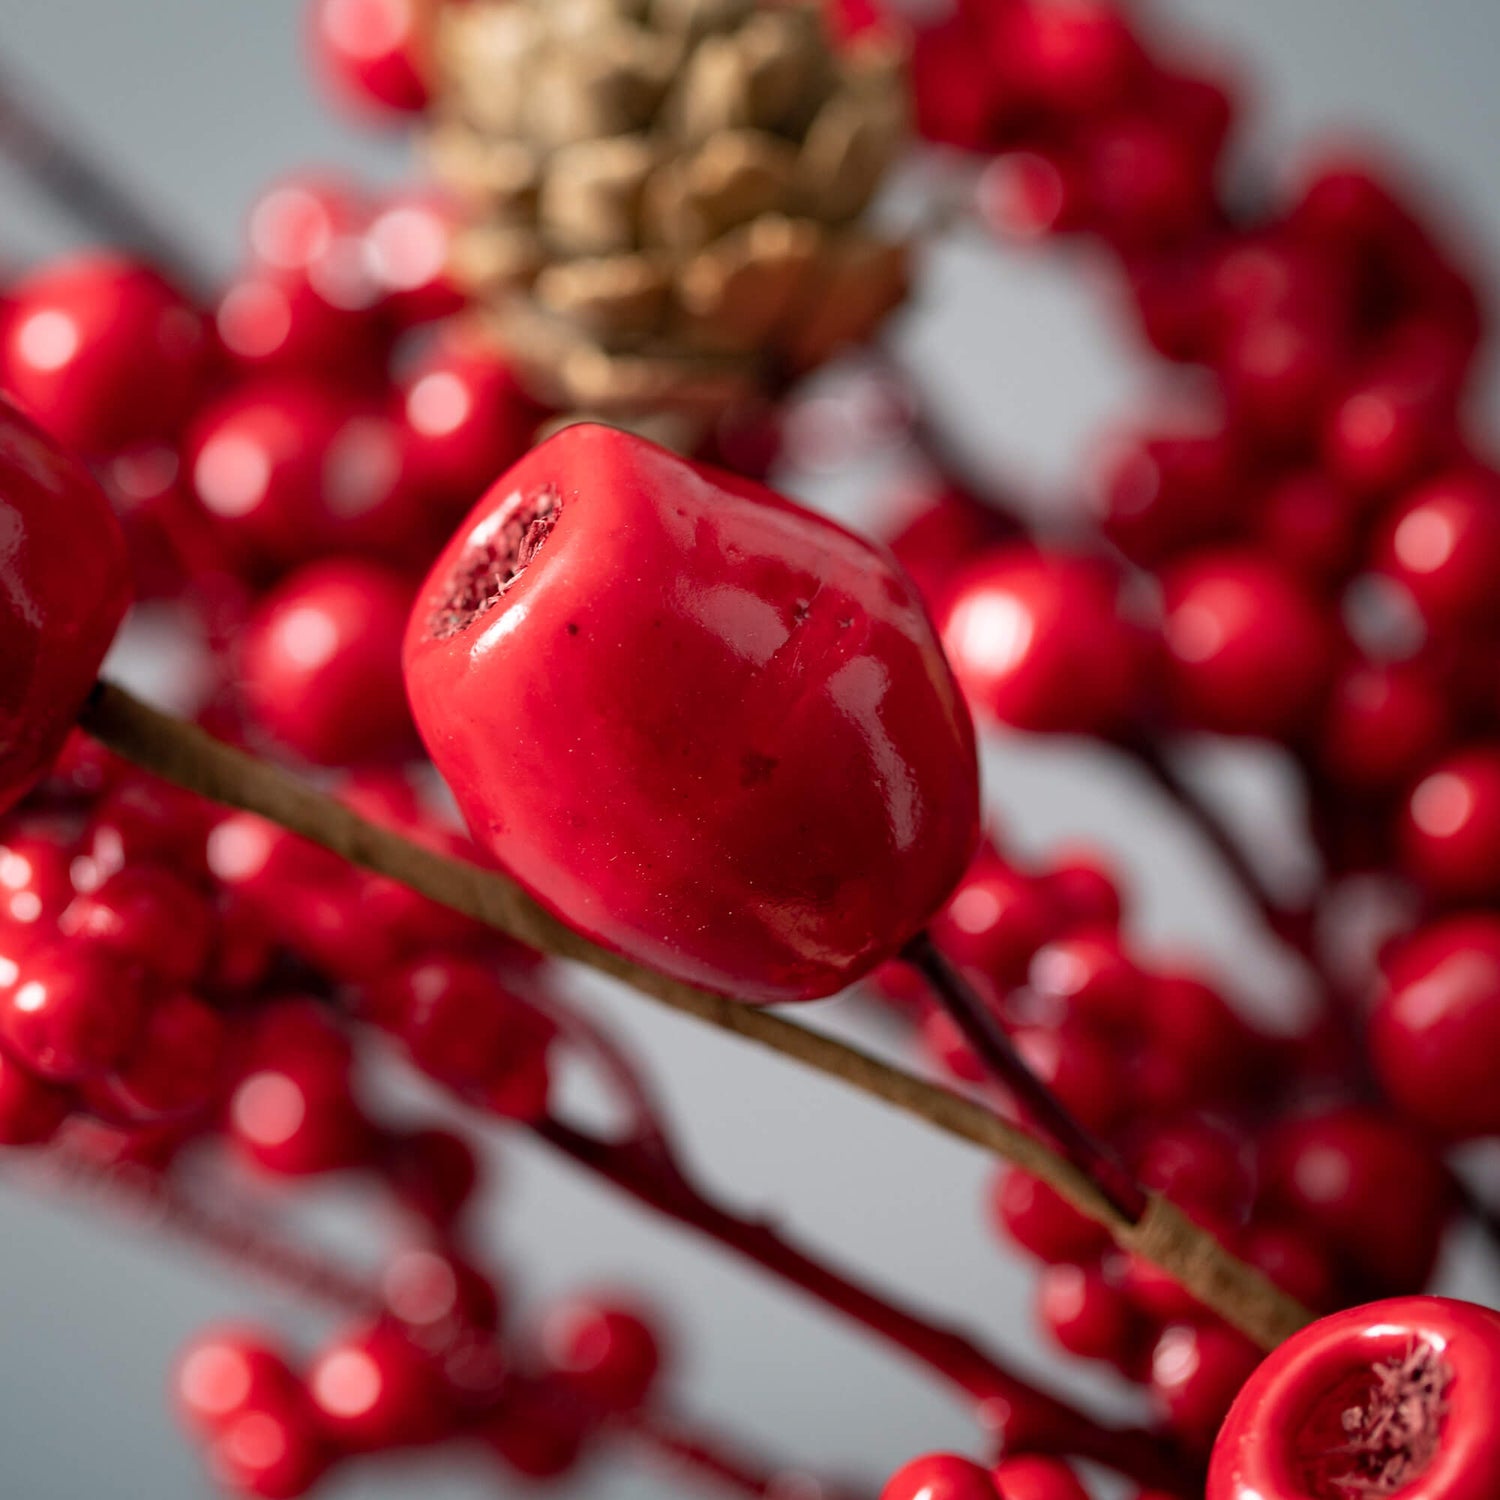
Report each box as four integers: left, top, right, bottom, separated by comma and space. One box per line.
307, 0, 431, 120
404, 425, 980, 1003
1373, 468, 1500, 627
1208, 1296, 1500, 1500
941, 550, 1144, 735
0, 403, 132, 814
306, 1322, 449, 1450
1132, 1118, 1254, 1221
991, 1455, 1092, 1500
85, 776, 214, 885
1259, 1107, 1453, 1296
1151, 1321, 1263, 1451
1402, 747, 1500, 901
0, 254, 209, 454
1037, 1262, 1143, 1369
240, 559, 417, 766
1371, 915, 1500, 1140
1319, 660, 1450, 789
541, 1296, 664, 1413
247, 174, 370, 276
1234, 1221, 1339, 1313
883, 482, 1020, 616
931, 844, 1059, 989
482, 1381, 586, 1480
990, 1166, 1112, 1265
0, 941, 145, 1083
60, 865, 216, 985
0, 1049, 71, 1145
215, 265, 385, 383
381, 1247, 501, 1335
882, 1453, 996, 1500
381, 1126, 479, 1227
208, 1403, 327, 1499
1028, 933, 1144, 1035
1041, 851, 1124, 931
1160, 552, 1335, 739
176, 1329, 304, 1435
364, 190, 465, 326
1255, 469, 1364, 582
104, 988, 226, 1122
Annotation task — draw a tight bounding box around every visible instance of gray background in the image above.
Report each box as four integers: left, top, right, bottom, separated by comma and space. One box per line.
2, 3, 1500, 1498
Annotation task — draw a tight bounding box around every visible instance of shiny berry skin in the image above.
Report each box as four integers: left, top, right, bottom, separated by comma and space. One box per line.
404, 425, 980, 1003
990, 1167, 1112, 1266
0, 254, 209, 454
215, 264, 385, 384
1402, 747, 1500, 901
1037, 1262, 1143, 1368
208, 1401, 327, 1500
1208, 1297, 1500, 1500
884, 483, 1020, 615
931, 844, 1059, 989
0, 941, 145, 1083
542, 1297, 663, 1413
247, 174, 370, 276
881, 1453, 997, 1500
1373, 468, 1500, 627
991, 1455, 1092, 1500
381, 1247, 501, 1335
240, 559, 417, 766
306, 1322, 449, 1450
60, 866, 215, 985
941, 550, 1144, 735
0, 402, 132, 815
1151, 1321, 1263, 1451
1371, 916, 1500, 1140
0, 1049, 71, 1145
307, 0, 431, 120
1259, 1107, 1453, 1296
177, 1329, 305, 1435
1029, 932, 1144, 1035
398, 336, 537, 511
1160, 552, 1335, 739
365, 191, 465, 326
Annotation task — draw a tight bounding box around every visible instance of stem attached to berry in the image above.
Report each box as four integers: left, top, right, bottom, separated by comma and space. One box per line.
901, 932, 1149, 1224
78, 679, 1313, 1350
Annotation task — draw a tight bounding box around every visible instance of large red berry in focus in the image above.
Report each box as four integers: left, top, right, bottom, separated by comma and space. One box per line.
1160, 552, 1335, 739
0, 402, 132, 815
307, 0, 431, 120
241, 559, 417, 766
941, 550, 1144, 735
1371, 916, 1500, 1140
404, 424, 980, 1003
0, 255, 209, 455
1208, 1296, 1500, 1500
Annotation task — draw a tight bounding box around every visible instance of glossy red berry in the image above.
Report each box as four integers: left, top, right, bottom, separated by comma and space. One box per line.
0, 402, 132, 815
1037, 1262, 1143, 1368
1208, 1296, 1500, 1500
381, 1247, 501, 1335
208, 1402, 327, 1499
1319, 660, 1450, 789
104, 988, 227, 1122
381, 1126, 479, 1228
1028, 933, 1144, 1035
60, 866, 215, 985
1370, 916, 1500, 1140
542, 1296, 663, 1413
0, 1048, 71, 1145
306, 1322, 449, 1450
404, 424, 980, 1003
307, 0, 431, 120
240, 559, 417, 766
883, 482, 1020, 616
1259, 1107, 1453, 1296
0, 255, 209, 454
1160, 552, 1335, 739
482, 1381, 586, 1480
177, 1329, 305, 1435
364, 190, 464, 326
1402, 747, 1500, 901
882, 1453, 997, 1500
931, 844, 1059, 989
991, 1455, 1092, 1500
990, 1166, 1112, 1266
1151, 1321, 1263, 1451
1373, 468, 1500, 627
941, 550, 1144, 735
0, 941, 145, 1083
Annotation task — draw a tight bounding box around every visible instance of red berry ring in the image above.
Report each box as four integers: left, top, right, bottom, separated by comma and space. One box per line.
1208, 1295, 1500, 1500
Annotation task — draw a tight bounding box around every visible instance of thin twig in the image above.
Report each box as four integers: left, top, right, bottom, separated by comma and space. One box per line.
78, 679, 1313, 1351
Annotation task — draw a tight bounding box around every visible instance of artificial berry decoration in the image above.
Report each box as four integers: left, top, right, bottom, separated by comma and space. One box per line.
404, 424, 980, 1003
1371, 915, 1500, 1139
0, 940, 145, 1083
0, 254, 209, 454
0, 401, 132, 815
881, 1453, 998, 1500
1208, 1296, 1500, 1500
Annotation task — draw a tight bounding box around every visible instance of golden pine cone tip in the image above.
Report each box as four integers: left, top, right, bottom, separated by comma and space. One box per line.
427, 0, 912, 427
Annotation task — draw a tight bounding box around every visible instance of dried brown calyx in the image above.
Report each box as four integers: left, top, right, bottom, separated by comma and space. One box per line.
429, 485, 562, 639
1324, 1341, 1452, 1497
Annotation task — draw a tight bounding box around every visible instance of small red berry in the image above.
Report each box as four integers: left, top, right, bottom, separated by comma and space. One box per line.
0, 1048, 72, 1145
240, 559, 417, 766
60, 865, 216, 985
541, 1296, 664, 1413
0, 941, 145, 1083
1151, 1321, 1263, 1451
1037, 1262, 1143, 1368
176, 1329, 304, 1435
1373, 468, 1500, 627
306, 1322, 449, 1450
1402, 747, 1500, 901
991, 1455, 1093, 1500
1319, 660, 1450, 789
364, 190, 465, 325
882, 1453, 997, 1500
307, 0, 431, 120
104, 988, 227, 1122
0, 254, 209, 454
990, 1166, 1112, 1266
931, 844, 1059, 989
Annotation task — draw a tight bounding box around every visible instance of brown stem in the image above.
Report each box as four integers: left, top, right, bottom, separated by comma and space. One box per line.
78, 679, 1312, 1350
903, 933, 1148, 1223
0, 58, 212, 296
536, 1114, 1194, 1492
